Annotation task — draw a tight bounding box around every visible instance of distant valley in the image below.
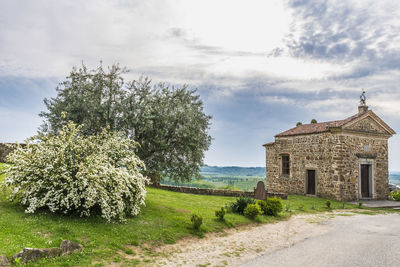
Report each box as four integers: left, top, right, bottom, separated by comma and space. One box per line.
162, 166, 400, 190
390, 172, 400, 185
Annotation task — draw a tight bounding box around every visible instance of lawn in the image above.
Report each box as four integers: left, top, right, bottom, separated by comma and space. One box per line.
0, 163, 381, 266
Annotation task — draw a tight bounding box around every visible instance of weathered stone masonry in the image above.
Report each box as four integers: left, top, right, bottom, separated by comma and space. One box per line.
264, 106, 395, 201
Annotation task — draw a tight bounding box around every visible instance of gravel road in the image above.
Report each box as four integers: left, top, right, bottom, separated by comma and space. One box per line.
239, 213, 400, 267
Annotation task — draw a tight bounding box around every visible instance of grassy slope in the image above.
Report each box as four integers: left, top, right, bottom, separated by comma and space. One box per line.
0, 163, 386, 266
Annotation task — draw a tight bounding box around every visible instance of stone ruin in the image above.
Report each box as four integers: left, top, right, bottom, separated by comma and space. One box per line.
0, 240, 82, 266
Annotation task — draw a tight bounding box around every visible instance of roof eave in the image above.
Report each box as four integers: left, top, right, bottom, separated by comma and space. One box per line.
262, 142, 275, 147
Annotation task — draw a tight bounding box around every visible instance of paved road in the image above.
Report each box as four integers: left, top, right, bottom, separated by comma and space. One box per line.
238, 213, 400, 267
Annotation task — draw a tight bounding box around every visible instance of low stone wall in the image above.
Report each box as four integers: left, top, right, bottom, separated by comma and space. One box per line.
155, 184, 254, 197
154, 184, 287, 199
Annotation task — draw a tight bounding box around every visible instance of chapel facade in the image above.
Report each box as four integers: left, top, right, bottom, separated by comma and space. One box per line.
263, 99, 396, 201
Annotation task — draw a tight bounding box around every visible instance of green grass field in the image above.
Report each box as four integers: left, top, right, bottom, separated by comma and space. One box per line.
0, 163, 388, 266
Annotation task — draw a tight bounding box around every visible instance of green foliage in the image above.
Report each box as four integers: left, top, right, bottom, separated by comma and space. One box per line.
243, 204, 261, 219
392, 191, 400, 201
217, 185, 241, 191
190, 213, 203, 230
256, 200, 267, 215
264, 197, 283, 216
14, 257, 21, 265
0, 163, 8, 173
230, 196, 255, 215
326, 200, 331, 208
285, 204, 291, 212
40, 63, 212, 185
311, 119, 318, 123
256, 198, 283, 216
296, 122, 302, 126
215, 207, 226, 221
3, 120, 148, 222
359, 201, 363, 207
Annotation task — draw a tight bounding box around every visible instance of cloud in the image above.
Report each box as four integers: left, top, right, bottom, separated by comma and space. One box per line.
0, 0, 399, 168
283, 0, 400, 77
260, 95, 297, 105
167, 27, 267, 58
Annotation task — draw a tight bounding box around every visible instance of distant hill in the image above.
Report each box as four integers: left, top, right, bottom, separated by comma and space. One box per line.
200, 166, 400, 183
200, 165, 265, 178
390, 172, 400, 185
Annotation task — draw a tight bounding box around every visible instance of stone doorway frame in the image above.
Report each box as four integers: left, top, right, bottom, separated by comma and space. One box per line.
305, 169, 317, 196
358, 158, 374, 199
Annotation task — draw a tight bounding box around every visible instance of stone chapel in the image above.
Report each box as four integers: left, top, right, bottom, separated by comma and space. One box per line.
263, 97, 396, 201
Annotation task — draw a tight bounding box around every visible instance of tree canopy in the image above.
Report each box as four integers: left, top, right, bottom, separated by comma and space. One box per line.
40, 63, 212, 184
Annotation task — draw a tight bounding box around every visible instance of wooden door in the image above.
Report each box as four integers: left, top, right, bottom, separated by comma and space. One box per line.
361, 164, 370, 198
307, 170, 316, 195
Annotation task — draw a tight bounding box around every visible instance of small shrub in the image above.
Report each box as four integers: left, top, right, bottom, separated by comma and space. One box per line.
359, 202, 363, 207
264, 197, 283, 216
215, 207, 226, 221
244, 204, 261, 220
311, 204, 315, 210
392, 191, 400, 201
326, 200, 331, 209
224, 204, 231, 213
230, 196, 255, 215
191, 213, 203, 230
256, 200, 267, 215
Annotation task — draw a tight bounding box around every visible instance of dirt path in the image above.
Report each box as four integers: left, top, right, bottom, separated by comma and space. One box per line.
151, 213, 338, 267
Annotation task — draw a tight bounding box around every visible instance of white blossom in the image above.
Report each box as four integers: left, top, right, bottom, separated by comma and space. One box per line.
3, 121, 149, 222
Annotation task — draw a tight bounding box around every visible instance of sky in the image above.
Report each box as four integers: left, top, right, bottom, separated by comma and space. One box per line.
0, 0, 399, 170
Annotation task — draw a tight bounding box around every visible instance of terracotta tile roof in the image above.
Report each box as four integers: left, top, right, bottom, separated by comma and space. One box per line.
262, 142, 275, 146
275, 113, 362, 137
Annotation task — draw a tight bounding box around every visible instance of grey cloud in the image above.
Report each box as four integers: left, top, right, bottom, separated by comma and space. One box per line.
284, 0, 400, 78
169, 27, 187, 38
267, 48, 284, 57
167, 27, 266, 58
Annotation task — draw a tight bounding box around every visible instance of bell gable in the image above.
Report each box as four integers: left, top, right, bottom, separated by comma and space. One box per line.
342, 111, 396, 136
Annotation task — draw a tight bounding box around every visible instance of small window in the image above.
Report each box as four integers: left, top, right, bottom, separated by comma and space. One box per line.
282, 155, 290, 175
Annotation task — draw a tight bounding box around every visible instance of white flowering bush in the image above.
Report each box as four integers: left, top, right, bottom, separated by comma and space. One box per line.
3, 121, 149, 222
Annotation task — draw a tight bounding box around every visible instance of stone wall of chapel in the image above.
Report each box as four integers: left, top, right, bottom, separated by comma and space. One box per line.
339, 133, 388, 200
266, 132, 389, 201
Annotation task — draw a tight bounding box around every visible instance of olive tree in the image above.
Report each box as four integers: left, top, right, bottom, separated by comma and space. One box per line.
40, 63, 212, 184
